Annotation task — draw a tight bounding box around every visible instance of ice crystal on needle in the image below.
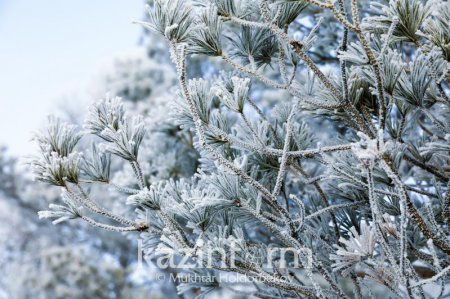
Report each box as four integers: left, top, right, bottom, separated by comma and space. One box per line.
330, 222, 376, 276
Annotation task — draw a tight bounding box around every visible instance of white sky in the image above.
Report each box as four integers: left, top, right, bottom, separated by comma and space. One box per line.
0, 0, 144, 156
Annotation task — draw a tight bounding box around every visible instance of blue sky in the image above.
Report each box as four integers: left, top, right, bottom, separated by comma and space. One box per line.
0, 0, 144, 156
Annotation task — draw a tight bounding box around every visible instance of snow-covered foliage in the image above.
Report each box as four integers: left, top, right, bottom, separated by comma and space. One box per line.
30, 0, 450, 298
0, 159, 169, 299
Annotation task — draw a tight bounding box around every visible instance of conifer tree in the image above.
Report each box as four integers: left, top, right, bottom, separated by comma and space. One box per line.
31, 0, 450, 297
